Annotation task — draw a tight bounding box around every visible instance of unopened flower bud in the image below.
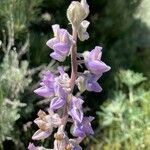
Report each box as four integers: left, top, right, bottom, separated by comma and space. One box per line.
54, 133, 64, 141
65, 144, 72, 150
76, 76, 86, 92
67, 0, 89, 28
81, 0, 89, 15
38, 110, 46, 119
78, 20, 90, 41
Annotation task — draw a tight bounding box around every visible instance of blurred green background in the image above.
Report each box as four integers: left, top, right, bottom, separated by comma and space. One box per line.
0, 0, 150, 149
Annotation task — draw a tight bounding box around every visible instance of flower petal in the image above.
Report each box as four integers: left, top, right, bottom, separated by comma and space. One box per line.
71, 124, 85, 137
82, 117, 94, 135
87, 60, 111, 75
32, 129, 52, 140
50, 52, 65, 62
28, 143, 37, 150
69, 97, 84, 123
69, 139, 82, 150
34, 86, 54, 98
89, 46, 102, 60
78, 20, 90, 41
42, 71, 55, 86
52, 24, 60, 37
86, 82, 102, 92
59, 29, 71, 44
50, 97, 66, 110
53, 43, 70, 54
69, 107, 83, 123
46, 38, 59, 49
81, 0, 89, 16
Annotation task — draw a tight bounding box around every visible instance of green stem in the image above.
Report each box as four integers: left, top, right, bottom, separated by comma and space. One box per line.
0, 143, 4, 150
129, 86, 134, 104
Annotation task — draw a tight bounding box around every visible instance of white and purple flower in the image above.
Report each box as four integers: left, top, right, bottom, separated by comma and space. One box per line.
69, 96, 84, 123
71, 116, 94, 138
30, 0, 110, 149
50, 84, 67, 110
46, 24, 73, 62
83, 46, 111, 75
34, 71, 55, 98
76, 71, 102, 92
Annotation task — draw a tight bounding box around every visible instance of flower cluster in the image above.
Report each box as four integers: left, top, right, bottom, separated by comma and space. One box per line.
28, 0, 110, 149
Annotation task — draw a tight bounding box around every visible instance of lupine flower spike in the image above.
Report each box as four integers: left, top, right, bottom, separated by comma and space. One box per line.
29, 0, 110, 149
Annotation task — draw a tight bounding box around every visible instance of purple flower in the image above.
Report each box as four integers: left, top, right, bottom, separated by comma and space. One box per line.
76, 71, 102, 92
46, 24, 73, 62
85, 73, 102, 92
34, 71, 55, 98
67, 139, 82, 150
69, 96, 84, 123
29, 0, 111, 149
50, 84, 67, 110
28, 143, 52, 150
71, 116, 94, 137
83, 46, 111, 75
32, 110, 61, 140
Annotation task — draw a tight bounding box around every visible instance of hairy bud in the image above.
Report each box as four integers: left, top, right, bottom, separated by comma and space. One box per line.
67, 0, 89, 28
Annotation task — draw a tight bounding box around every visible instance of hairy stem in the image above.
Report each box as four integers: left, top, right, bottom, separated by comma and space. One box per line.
70, 27, 78, 89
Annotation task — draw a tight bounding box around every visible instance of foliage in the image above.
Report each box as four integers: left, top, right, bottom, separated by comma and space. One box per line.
0, 52, 32, 149
0, 89, 20, 145
0, 51, 31, 98
0, 0, 42, 33
89, 70, 150, 150
0, 0, 43, 149
135, 0, 150, 27
0, 36, 32, 150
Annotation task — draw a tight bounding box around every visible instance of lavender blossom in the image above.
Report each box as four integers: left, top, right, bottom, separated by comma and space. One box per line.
71, 116, 94, 137
29, 0, 110, 149
76, 71, 102, 92
46, 25, 73, 62
50, 84, 67, 110
69, 96, 84, 123
34, 71, 55, 98
83, 46, 111, 75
